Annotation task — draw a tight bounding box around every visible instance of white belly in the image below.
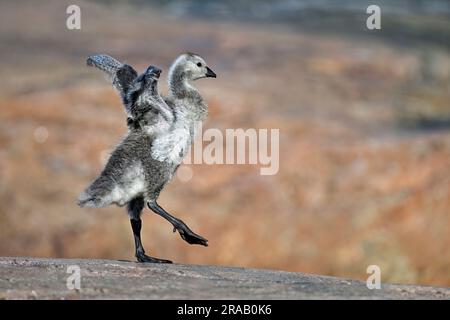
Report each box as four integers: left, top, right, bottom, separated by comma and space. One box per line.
151, 126, 192, 164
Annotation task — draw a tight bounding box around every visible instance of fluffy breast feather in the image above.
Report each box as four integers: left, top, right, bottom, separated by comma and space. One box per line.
151, 127, 191, 164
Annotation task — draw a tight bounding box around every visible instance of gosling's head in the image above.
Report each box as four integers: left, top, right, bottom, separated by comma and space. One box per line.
169, 53, 217, 82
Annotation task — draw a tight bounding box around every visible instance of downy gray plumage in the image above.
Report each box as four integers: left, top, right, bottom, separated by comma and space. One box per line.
78, 54, 217, 263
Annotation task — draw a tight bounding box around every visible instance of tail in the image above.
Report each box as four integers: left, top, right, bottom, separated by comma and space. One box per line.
77, 190, 100, 208
86, 54, 124, 78
77, 188, 110, 208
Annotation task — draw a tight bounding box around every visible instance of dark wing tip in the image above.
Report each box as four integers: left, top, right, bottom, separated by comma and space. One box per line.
86, 56, 95, 67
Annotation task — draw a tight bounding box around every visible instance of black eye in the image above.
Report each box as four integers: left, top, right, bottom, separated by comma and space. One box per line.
197, 62, 202, 67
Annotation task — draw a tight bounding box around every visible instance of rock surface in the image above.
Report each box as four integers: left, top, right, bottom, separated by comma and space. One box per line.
0, 257, 448, 299
1, 1, 450, 287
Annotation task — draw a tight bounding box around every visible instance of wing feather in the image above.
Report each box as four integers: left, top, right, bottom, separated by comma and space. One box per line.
86, 54, 138, 98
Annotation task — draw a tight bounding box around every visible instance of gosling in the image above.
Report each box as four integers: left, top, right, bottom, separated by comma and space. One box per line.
78, 62, 215, 263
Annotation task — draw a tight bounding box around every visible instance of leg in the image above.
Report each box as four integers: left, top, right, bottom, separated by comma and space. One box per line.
127, 197, 172, 263
147, 201, 208, 247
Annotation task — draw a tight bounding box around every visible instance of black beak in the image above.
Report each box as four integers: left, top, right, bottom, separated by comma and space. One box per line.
205, 66, 217, 78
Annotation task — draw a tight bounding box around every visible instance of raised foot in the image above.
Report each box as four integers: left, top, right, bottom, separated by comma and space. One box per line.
173, 220, 209, 247
136, 252, 172, 264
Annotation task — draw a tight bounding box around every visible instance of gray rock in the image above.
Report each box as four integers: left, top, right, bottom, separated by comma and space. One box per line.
0, 257, 448, 300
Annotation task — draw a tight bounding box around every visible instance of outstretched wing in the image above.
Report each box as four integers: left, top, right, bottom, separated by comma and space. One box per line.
87, 57, 173, 132
86, 54, 138, 101
125, 69, 175, 134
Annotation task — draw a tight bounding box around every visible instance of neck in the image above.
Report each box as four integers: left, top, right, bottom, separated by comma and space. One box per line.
168, 65, 207, 119
168, 65, 195, 98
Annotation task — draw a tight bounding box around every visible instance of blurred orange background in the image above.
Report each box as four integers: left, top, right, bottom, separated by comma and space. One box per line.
0, 0, 449, 286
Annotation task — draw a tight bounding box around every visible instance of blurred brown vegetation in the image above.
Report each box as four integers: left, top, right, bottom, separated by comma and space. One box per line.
0, 0, 449, 286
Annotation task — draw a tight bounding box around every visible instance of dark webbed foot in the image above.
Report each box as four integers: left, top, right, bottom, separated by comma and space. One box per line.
147, 201, 208, 247
172, 220, 209, 247
136, 251, 172, 264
